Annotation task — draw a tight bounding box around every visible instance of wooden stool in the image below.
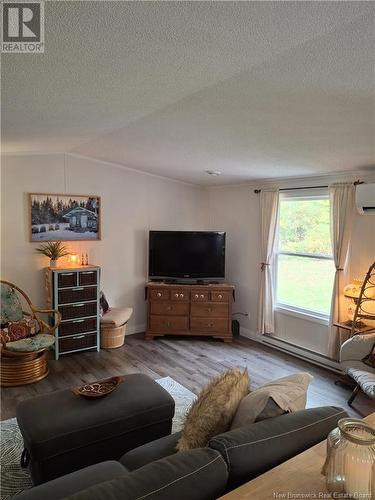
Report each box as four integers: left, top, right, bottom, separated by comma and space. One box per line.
100, 307, 133, 349
0, 350, 49, 387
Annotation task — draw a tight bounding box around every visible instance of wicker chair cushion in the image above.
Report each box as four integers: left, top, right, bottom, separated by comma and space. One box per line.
0, 283, 23, 326
5, 333, 55, 352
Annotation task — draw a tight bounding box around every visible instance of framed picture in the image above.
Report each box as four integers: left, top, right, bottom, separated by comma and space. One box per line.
29, 193, 101, 242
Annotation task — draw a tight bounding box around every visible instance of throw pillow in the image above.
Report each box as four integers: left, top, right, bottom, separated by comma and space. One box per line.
230, 372, 313, 429
362, 343, 375, 368
100, 291, 110, 317
0, 319, 37, 344
176, 368, 250, 451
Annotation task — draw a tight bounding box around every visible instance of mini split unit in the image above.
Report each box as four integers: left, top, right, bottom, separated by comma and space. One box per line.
355, 183, 375, 215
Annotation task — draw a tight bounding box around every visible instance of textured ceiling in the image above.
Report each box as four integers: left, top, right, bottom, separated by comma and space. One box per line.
2, 1, 375, 185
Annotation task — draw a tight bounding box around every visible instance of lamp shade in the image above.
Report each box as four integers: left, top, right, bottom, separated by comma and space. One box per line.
343, 280, 363, 299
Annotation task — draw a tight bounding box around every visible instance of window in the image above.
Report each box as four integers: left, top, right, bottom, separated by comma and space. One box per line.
275, 191, 335, 318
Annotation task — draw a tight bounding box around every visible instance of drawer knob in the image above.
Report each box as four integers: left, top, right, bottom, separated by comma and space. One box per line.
166, 321, 171, 327
218, 294, 223, 299
179, 294, 184, 298
157, 292, 162, 297
195, 294, 199, 298
208, 323, 214, 327
167, 306, 172, 311
208, 307, 212, 313
200, 294, 204, 299
174, 293, 179, 298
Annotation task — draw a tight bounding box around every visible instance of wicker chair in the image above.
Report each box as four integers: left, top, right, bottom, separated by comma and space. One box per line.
0, 280, 61, 386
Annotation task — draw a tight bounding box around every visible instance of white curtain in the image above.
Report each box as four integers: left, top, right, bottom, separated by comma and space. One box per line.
258, 190, 279, 334
328, 183, 356, 359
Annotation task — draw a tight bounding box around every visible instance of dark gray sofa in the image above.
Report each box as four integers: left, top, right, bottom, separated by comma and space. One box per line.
14, 406, 347, 500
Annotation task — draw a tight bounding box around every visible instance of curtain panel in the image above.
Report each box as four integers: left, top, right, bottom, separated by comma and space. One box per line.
257, 190, 279, 334
328, 182, 356, 359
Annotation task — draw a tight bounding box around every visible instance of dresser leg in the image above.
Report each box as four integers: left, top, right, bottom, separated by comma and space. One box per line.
145, 334, 154, 341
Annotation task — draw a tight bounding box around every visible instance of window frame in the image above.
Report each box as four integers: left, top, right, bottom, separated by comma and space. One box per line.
274, 189, 334, 322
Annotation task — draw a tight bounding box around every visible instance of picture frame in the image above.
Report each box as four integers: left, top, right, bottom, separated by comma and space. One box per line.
29, 193, 101, 242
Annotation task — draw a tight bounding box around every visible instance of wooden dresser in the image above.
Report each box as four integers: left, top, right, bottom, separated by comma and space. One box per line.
45, 266, 100, 360
145, 282, 235, 342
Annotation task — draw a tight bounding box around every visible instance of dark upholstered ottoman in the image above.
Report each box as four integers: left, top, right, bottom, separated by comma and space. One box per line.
16, 374, 175, 485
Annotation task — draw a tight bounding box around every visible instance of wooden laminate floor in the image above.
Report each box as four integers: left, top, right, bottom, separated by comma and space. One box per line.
1, 334, 373, 420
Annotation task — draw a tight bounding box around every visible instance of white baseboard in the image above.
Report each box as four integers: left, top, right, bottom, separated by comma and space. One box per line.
126, 324, 146, 335
240, 327, 342, 374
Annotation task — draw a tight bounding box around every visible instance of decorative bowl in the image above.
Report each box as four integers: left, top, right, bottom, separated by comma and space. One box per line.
72, 376, 124, 398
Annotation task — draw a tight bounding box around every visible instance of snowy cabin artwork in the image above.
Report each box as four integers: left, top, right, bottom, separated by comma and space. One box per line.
30, 194, 101, 241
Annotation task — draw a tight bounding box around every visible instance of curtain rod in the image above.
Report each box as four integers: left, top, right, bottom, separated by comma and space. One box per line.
253, 180, 363, 194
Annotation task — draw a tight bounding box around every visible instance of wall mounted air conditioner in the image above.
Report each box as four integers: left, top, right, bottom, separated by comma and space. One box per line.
355, 183, 375, 214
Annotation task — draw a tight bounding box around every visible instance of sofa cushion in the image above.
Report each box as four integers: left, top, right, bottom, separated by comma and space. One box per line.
120, 431, 181, 471
14, 461, 127, 500
209, 406, 347, 490
347, 363, 375, 397
66, 448, 228, 500
177, 368, 249, 451
100, 307, 133, 327
6, 333, 55, 352
230, 373, 313, 429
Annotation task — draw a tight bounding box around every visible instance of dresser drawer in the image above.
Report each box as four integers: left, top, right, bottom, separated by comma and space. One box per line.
211, 291, 231, 302
149, 315, 188, 332
190, 317, 228, 333
151, 302, 189, 316
191, 302, 229, 318
191, 290, 210, 301
59, 333, 97, 353
57, 272, 77, 288
59, 317, 97, 337
79, 270, 97, 286
150, 289, 170, 301
58, 286, 97, 304
59, 301, 97, 320
170, 289, 189, 301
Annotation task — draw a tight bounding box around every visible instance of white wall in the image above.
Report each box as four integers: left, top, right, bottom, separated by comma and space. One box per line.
207, 173, 375, 357
0, 153, 208, 333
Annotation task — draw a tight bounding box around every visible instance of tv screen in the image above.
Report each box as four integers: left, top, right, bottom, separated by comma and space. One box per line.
149, 231, 226, 280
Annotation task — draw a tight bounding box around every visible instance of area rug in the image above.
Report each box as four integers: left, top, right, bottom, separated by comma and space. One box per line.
0, 376, 196, 500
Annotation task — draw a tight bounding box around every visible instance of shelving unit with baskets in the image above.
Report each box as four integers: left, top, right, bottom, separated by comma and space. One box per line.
45, 266, 101, 359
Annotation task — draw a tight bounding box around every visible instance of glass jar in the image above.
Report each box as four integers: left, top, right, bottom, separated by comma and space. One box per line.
322, 417, 375, 497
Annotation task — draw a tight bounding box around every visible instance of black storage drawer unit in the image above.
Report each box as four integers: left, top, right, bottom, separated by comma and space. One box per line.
45, 266, 100, 360
58, 286, 97, 305
58, 301, 97, 320
59, 333, 98, 353
79, 270, 98, 286
59, 318, 98, 337
58, 272, 77, 288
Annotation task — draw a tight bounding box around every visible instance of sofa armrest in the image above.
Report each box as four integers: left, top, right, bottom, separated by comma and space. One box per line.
209, 406, 347, 490
13, 461, 127, 500
340, 332, 375, 363
120, 431, 181, 471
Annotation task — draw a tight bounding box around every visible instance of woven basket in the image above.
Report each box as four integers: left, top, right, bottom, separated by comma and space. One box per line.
100, 323, 127, 349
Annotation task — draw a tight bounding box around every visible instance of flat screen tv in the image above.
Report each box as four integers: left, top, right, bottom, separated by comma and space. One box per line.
148, 231, 226, 281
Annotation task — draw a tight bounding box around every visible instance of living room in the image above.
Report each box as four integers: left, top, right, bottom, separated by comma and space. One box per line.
1, 2, 374, 499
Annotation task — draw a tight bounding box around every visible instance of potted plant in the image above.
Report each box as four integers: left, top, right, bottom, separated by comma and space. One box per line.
36, 241, 69, 268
